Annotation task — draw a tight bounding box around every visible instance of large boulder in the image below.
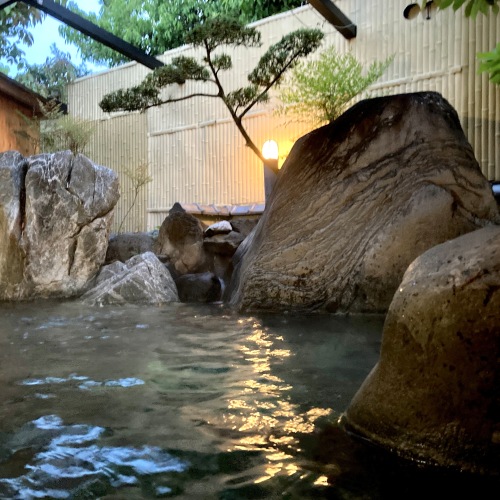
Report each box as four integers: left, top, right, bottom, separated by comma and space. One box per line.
0, 151, 26, 295
228, 92, 500, 313
81, 252, 179, 305
154, 205, 209, 277
0, 150, 119, 300
343, 225, 500, 475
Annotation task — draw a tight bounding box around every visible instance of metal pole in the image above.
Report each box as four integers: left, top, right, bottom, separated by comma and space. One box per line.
263, 159, 279, 203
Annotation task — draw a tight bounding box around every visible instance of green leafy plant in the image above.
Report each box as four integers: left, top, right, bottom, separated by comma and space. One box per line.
117, 163, 153, 233
17, 99, 95, 155
59, 0, 305, 68
0, 2, 44, 69
433, 0, 500, 84
16, 44, 89, 102
40, 101, 95, 155
433, 0, 498, 16
99, 17, 324, 163
277, 47, 394, 125
478, 42, 500, 84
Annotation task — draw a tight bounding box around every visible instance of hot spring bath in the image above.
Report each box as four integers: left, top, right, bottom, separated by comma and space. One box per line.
0, 301, 497, 499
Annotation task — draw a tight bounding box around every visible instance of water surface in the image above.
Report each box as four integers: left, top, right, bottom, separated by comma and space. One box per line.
0, 301, 496, 499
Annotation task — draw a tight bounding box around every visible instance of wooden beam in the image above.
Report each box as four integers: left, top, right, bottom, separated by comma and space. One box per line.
308, 0, 357, 39
0, 73, 47, 113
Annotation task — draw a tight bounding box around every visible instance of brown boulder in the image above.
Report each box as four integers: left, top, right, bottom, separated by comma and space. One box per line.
344, 225, 500, 475
228, 92, 500, 313
154, 209, 209, 275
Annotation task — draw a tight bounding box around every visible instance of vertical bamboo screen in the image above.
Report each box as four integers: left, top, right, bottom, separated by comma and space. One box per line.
68, 2, 500, 232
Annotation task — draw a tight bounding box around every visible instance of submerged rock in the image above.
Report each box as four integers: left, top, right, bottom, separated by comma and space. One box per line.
228, 92, 500, 313
81, 251, 178, 305
344, 225, 500, 475
0, 150, 119, 300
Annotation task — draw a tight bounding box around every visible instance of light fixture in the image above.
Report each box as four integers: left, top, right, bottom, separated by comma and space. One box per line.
262, 140, 279, 161
403, 1, 435, 20
262, 140, 279, 203
424, 1, 436, 19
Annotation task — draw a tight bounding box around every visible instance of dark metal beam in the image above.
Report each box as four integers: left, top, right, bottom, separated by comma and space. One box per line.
0, 0, 18, 8
2, 0, 164, 69
308, 0, 357, 39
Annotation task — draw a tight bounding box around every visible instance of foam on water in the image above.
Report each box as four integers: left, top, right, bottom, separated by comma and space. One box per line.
18, 373, 145, 391
0, 415, 188, 499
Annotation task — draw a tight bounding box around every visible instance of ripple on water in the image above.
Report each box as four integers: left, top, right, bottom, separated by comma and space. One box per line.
0, 415, 188, 499
18, 373, 146, 392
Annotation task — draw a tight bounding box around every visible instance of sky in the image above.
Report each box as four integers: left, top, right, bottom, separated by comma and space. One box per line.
4, 0, 105, 75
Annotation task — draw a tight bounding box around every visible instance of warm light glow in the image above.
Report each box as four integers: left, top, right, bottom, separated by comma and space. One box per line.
213, 320, 336, 487
262, 140, 279, 160
314, 475, 330, 486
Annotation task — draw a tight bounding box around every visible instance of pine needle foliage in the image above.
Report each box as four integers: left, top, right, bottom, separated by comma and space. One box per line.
99, 17, 323, 162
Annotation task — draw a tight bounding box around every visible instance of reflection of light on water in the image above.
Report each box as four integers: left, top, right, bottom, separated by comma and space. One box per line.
0, 415, 187, 498
314, 475, 330, 486
255, 451, 299, 484
226, 320, 333, 486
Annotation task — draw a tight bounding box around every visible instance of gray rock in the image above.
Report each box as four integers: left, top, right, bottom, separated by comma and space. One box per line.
106, 232, 156, 263
0, 151, 27, 297
81, 251, 179, 305
344, 225, 500, 475
0, 150, 119, 300
204, 231, 245, 256
175, 272, 223, 303
204, 220, 232, 237
228, 92, 500, 313
203, 231, 246, 285
229, 217, 260, 238
169, 201, 186, 214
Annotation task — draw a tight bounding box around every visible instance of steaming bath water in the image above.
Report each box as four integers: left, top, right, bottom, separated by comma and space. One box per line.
0, 301, 497, 499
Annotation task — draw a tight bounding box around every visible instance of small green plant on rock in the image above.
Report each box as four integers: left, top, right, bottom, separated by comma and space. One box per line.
276, 47, 394, 125
17, 99, 95, 155
117, 163, 153, 233
430, 1, 500, 84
